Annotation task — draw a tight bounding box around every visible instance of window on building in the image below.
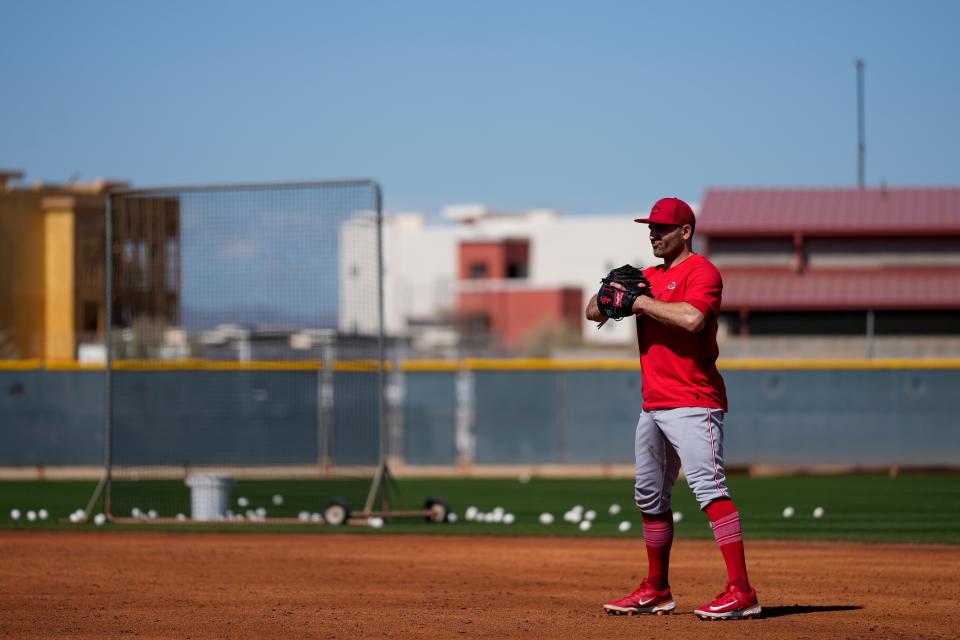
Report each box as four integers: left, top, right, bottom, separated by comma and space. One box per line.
468, 262, 488, 279
506, 262, 527, 279
83, 302, 99, 333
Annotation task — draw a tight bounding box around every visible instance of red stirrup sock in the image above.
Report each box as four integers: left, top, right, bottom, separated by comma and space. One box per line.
705, 498, 751, 592
641, 511, 674, 590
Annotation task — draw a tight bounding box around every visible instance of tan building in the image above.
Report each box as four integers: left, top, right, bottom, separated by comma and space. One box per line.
0, 170, 181, 361
1, 171, 110, 360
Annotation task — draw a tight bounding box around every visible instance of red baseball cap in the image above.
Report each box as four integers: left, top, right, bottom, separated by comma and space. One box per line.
634, 197, 695, 227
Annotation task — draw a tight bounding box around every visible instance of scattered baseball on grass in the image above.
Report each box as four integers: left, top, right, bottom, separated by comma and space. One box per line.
255, 507, 267, 518
518, 473, 531, 484
503, 513, 515, 525
10, 509, 20, 520
26, 510, 37, 522
237, 497, 249, 508
584, 510, 597, 521
176, 513, 186, 521
297, 511, 309, 522
465, 506, 478, 521
368, 517, 384, 529
782, 506, 795, 518
579, 520, 592, 532
618, 521, 632, 533
310, 513, 322, 522
68, 512, 78, 523
38, 509, 48, 520
93, 513, 106, 526
131, 507, 142, 518
147, 509, 158, 520
813, 507, 825, 519
447, 512, 458, 523
272, 494, 284, 506
608, 504, 621, 516
672, 511, 683, 524
539, 512, 554, 525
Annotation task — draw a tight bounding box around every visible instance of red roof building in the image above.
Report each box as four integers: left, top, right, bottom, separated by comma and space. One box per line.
697, 187, 960, 335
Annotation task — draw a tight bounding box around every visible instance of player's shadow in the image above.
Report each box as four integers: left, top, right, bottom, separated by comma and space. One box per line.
761, 604, 863, 618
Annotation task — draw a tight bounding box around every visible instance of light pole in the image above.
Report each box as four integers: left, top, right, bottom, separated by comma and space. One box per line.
855, 58, 865, 189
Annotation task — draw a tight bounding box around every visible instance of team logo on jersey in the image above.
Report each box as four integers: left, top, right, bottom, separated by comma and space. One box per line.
667, 281, 677, 290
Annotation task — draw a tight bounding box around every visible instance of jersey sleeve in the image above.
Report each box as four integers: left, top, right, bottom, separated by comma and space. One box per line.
684, 261, 723, 321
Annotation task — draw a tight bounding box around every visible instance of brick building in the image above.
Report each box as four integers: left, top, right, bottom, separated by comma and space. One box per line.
698, 187, 960, 340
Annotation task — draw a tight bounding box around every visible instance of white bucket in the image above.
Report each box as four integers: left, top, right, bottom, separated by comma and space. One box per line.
184, 473, 234, 521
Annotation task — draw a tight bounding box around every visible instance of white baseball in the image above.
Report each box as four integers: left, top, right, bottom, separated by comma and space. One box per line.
782, 506, 795, 518
584, 510, 597, 521
368, 517, 384, 529
147, 509, 158, 520
237, 497, 249, 508
272, 494, 284, 506
539, 512, 555, 525
503, 513, 515, 525
131, 507, 142, 518
93, 513, 107, 526
608, 504, 621, 516
813, 507, 825, 519
176, 513, 187, 521
518, 473, 531, 484
672, 511, 683, 524
447, 512, 458, 523
579, 520, 592, 532
618, 521, 632, 533
10, 509, 21, 520
26, 510, 36, 522
38, 509, 49, 520
465, 506, 478, 521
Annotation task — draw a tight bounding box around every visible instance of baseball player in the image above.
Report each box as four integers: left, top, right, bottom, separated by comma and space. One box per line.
586, 197, 761, 620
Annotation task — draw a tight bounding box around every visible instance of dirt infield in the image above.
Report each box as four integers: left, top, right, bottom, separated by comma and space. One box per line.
0, 532, 956, 639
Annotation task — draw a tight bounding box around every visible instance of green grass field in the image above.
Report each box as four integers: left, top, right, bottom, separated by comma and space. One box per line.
1, 474, 958, 544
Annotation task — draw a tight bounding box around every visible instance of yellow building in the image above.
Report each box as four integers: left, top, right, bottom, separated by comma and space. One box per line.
0, 171, 125, 360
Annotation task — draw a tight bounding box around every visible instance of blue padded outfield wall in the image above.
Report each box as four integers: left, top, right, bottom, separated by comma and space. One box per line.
1, 363, 958, 468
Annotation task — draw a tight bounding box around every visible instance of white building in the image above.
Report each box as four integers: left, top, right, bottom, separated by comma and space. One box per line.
374, 204, 671, 349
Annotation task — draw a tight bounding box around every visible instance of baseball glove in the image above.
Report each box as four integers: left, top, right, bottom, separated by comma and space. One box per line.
596, 264, 651, 321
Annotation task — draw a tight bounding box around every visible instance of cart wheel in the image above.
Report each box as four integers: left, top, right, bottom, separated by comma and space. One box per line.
321, 498, 351, 526
424, 496, 451, 523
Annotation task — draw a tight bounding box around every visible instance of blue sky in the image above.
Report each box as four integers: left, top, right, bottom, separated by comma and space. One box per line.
2, 1, 959, 216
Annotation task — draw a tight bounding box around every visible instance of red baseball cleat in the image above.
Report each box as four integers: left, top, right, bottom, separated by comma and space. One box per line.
603, 579, 676, 615
694, 582, 762, 620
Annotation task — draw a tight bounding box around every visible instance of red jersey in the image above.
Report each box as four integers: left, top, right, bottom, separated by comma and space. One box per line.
636, 253, 728, 411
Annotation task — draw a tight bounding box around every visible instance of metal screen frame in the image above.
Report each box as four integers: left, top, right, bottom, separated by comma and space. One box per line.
100, 179, 385, 522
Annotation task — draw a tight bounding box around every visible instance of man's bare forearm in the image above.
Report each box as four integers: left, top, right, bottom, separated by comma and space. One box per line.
585, 294, 605, 322
633, 297, 705, 333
